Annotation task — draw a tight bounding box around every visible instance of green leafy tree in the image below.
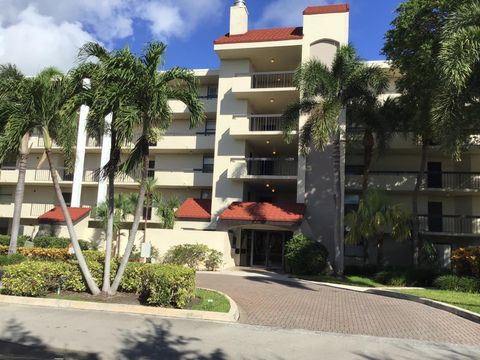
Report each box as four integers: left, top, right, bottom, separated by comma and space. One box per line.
282, 45, 386, 274
0, 64, 28, 255
383, 0, 470, 265
0, 67, 100, 294
153, 194, 180, 229
345, 189, 411, 267
433, 0, 480, 155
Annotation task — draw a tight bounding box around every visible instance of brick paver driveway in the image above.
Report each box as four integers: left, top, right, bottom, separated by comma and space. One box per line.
197, 272, 480, 345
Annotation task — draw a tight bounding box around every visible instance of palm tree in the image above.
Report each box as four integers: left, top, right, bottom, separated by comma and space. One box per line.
0, 64, 28, 255
142, 177, 157, 247
345, 189, 411, 267
0, 68, 101, 294
282, 45, 387, 274
153, 194, 179, 229
78, 42, 205, 295
433, 1, 480, 157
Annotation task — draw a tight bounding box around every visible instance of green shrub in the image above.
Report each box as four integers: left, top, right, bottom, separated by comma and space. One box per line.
0, 253, 26, 266
119, 262, 144, 293
205, 249, 223, 271
284, 234, 329, 275
0, 235, 29, 247
451, 247, 480, 278
138, 264, 195, 308
163, 244, 209, 269
33, 236, 90, 250
372, 268, 437, 287
433, 275, 480, 293
0, 245, 69, 261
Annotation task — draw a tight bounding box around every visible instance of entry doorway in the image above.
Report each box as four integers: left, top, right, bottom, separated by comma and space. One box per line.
239, 230, 292, 269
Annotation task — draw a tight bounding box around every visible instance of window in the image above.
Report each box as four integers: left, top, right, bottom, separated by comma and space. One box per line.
62, 192, 72, 207
345, 165, 363, 175
207, 85, 218, 99
0, 219, 8, 235
344, 194, 360, 214
205, 120, 216, 135
0, 187, 11, 204
1, 153, 17, 168
148, 160, 155, 178
142, 207, 152, 220
200, 189, 212, 199
202, 155, 214, 173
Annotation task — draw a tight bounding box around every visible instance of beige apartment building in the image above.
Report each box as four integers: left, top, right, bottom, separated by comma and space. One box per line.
0, 2, 478, 270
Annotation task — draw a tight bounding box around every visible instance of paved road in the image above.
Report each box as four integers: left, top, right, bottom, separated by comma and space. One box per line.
197, 272, 480, 346
0, 303, 479, 360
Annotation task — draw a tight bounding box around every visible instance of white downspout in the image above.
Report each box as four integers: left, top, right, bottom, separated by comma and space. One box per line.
96, 113, 113, 207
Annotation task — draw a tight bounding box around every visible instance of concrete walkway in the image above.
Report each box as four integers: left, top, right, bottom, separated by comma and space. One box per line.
1, 303, 479, 360
196, 272, 480, 346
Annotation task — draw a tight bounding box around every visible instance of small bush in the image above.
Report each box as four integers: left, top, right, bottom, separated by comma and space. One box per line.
163, 244, 222, 270
344, 265, 380, 276
34, 236, 90, 250
434, 275, 480, 293
371, 268, 438, 287
0, 235, 29, 247
284, 234, 329, 275
138, 264, 195, 308
451, 247, 480, 278
0, 253, 26, 266
119, 262, 145, 293
0, 245, 69, 261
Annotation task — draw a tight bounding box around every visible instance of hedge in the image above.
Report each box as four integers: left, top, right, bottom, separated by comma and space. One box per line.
0, 245, 69, 261
0, 235, 29, 247
1, 261, 196, 308
433, 275, 480, 293
0, 253, 26, 266
163, 244, 223, 271
451, 247, 480, 278
0, 235, 90, 250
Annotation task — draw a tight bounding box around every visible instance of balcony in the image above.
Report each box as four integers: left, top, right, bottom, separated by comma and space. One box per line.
345, 171, 480, 192
0, 203, 54, 218
169, 97, 217, 114
232, 72, 298, 113
149, 132, 215, 153
228, 158, 297, 181
0, 167, 73, 184
418, 215, 480, 235
230, 114, 296, 138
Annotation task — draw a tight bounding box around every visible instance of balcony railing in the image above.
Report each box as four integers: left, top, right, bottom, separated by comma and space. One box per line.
250, 115, 283, 131
252, 72, 295, 89
246, 158, 297, 176
418, 215, 480, 235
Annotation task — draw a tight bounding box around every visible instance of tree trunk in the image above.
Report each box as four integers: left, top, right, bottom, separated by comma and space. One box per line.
412, 139, 428, 267
45, 148, 100, 295
9, 133, 29, 255
332, 136, 344, 275
102, 129, 117, 293
109, 160, 148, 294
377, 236, 384, 268
361, 129, 374, 193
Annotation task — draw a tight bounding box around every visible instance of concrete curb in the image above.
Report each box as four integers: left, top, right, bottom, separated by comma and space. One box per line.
199, 287, 240, 321
0, 288, 239, 323
295, 278, 480, 324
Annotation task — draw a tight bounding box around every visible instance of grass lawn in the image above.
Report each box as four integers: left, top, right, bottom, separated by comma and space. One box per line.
397, 289, 480, 315
298, 275, 383, 288
189, 288, 230, 313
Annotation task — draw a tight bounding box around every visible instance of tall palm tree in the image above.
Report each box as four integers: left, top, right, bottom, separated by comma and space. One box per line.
433, 0, 480, 157
142, 177, 157, 247
0, 64, 28, 254
0, 68, 100, 294
153, 194, 179, 229
345, 189, 411, 267
282, 45, 387, 274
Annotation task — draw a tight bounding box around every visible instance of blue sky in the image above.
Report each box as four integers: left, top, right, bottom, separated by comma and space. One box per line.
0, 0, 404, 75
116, 0, 405, 70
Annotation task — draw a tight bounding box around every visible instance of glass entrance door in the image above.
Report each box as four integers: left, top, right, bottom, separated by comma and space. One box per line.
250, 231, 285, 269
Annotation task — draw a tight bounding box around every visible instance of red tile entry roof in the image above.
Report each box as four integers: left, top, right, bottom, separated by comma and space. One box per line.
214, 27, 303, 45
38, 207, 91, 223
303, 4, 350, 15
219, 202, 305, 223
175, 198, 212, 220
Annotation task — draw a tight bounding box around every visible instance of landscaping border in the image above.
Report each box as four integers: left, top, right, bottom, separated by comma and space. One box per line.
0, 287, 239, 323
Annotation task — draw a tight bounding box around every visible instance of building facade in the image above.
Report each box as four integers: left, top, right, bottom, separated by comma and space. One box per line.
0, 2, 478, 269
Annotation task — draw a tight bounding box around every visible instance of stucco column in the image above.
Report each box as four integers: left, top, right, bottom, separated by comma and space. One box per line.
96, 113, 113, 207
71, 104, 89, 208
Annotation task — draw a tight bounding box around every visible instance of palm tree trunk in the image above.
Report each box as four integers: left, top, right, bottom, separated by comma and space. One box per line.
102, 170, 115, 292
412, 139, 428, 267
333, 137, 344, 275
361, 130, 374, 193
142, 193, 149, 263
109, 153, 149, 295
9, 133, 29, 255
45, 148, 100, 295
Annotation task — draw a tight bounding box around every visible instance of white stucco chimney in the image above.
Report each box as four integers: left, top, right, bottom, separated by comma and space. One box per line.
230, 0, 248, 35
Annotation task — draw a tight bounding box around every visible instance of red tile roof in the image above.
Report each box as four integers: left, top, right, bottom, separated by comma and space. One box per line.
214, 27, 303, 45
219, 202, 305, 223
303, 4, 350, 15
175, 198, 211, 220
38, 207, 91, 223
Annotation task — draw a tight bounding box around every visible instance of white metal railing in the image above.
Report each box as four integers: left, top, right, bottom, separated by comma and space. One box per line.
30, 203, 53, 216
251, 71, 295, 89
250, 115, 284, 131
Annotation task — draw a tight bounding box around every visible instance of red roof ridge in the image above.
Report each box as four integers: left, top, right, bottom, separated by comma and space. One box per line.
219, 202, 305, 223
38, 207, 91, 223
175, 198, 211, 220
303, 4, 350, 15
215, 27, 303, 45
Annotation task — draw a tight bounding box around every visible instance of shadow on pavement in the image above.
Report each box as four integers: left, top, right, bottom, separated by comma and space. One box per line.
0, 319, 98, 360
241, 275, 317, 291
119, 319, 227, 359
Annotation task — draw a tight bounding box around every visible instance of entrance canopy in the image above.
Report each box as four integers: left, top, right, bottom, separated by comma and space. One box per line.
219, 202, 305, 223
38, 207, 91, 224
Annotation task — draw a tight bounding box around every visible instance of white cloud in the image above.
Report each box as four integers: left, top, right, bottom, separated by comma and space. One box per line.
255, 0, 338, 28
0, 0, 223, 75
